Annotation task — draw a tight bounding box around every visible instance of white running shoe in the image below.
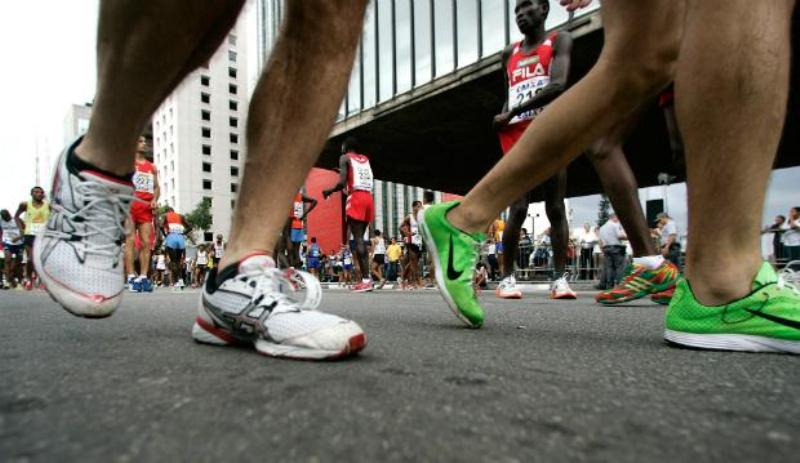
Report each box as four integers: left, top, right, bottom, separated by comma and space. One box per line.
35, 139, 137, 318
495, 275, 523, 299
550, 272, 577, 300
193, 254, 366, 360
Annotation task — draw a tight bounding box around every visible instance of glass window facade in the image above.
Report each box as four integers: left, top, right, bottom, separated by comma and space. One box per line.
257, 0, 599, 120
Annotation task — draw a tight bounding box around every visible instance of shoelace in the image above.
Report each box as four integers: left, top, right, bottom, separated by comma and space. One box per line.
237, 266, 323, 320
48, 180, 137, 258
777, 263, 800, 297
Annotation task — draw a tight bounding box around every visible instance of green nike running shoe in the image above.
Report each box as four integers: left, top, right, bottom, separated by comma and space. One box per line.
665, 262, 800, 354
419, 201, 486, 328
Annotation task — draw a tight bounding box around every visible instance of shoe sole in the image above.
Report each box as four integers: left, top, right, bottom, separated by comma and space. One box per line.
496, 291, 522, 300
664, 329, 800, 354
551, 293, 577, 300
418, 217, 481, 328
33, 234, 120, 319
192, 316, 367, 360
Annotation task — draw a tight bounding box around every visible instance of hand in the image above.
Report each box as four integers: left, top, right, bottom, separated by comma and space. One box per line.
150, 199, 158, 210
661, 247, 669, 257
559, 0, 592, 12
492, 112, 512, 130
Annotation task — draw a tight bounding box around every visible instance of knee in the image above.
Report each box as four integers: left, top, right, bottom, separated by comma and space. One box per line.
545, 202, 566, 223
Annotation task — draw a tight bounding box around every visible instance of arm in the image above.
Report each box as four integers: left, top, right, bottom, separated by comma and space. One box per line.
300, 193, 318, 219
322, 155, 349, 199
14, 202, 26, 235
508, 32, 573, 118
492, 46, 513, 130
151, 167, 161, 208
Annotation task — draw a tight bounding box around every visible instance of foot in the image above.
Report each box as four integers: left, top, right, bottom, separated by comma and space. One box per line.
496, 275, 522, 299
650, 286, 674, 305
595, 262, 680, 305
550, 273, 577, 300
664, 262, 800, 354
35, 138, 135, 318
418, 201, 486, 328
128, 276, 141, 293
141, 277, 154, 293
193, 254, 365, 360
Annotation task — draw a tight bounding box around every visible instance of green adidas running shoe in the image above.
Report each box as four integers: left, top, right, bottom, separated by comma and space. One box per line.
665, 262, 800, 354
419, 201, 486, 328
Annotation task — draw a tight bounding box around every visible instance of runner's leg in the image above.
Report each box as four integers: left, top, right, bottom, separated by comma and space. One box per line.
501, 197, 529, 277
543, 171, 569, 275
221, 0, 369, 267
76, 0, 246, 175
678, 0, 794, 304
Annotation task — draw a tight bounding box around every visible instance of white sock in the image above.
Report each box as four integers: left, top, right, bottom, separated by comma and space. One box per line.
128, 273, 136, 280
633, 255, 664, 270
362, 278, 371, 284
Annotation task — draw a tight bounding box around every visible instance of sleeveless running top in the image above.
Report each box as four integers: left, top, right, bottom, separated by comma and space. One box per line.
24, 200, 50, 235
373, 237, 386, 255
165, 211, 185, 234
196, 250, 208, 266
289, 191, 304, 229
345, 153, 373, 194
506, 33, 557, 125
132, 159, 157, 201
1, 218, 21, 244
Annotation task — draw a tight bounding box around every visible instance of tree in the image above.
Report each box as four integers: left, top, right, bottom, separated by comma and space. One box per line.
597, 194, 611, 227
184, 198, 213, 238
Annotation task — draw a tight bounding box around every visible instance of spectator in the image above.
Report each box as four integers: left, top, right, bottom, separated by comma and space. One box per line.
474, 262, 489, 290
598, 214, 627, 290
578, 222, 598, 280
783, 207, 800, 263
486, 239, 499, 281
762, 215, 787, 262
657, 212, 681, 268
518, 228, 533, 271
386, 237, 402, 283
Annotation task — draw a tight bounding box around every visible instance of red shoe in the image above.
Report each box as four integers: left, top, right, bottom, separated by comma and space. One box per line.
352, 281, 374, 293
24, 280, 33, 291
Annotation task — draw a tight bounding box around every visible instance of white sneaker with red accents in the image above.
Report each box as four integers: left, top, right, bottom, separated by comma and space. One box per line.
193, 254, 366, 360
550, 273, 577, 300
496, 275, 523, 299
35, 139, 137, 318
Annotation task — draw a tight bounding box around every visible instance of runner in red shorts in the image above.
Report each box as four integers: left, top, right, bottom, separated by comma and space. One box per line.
125, 136, 159, 292
323, 137, 375, 292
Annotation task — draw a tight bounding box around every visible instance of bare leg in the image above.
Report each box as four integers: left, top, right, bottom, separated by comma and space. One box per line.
679, 0, 794, 304
348, 220, 370, 281
138, 223, 153, 277
449, 0, 684, 233
501, 198, 528, 277
543, 171, 569, 275
587, 119, 656, 257
124, 227, 136, 276
77, 0, 245, 175
222, 1, 369, 268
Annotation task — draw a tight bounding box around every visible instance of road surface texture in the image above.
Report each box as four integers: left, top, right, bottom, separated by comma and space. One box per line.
1, 288, 798, 462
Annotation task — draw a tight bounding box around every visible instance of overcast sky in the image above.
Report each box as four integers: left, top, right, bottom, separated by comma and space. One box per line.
0, 0, 796, 252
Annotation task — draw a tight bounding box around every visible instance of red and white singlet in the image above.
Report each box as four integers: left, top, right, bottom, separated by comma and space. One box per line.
289, 191, 304, 229
505, 32, 557, 126
132, 159, 156, 201
345, 153, 373, 195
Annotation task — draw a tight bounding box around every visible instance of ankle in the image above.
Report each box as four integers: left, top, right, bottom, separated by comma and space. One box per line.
447, 205, 489, 235
74, 138, 133, 177
685, 257, 761, 305
218, 248, 273, 270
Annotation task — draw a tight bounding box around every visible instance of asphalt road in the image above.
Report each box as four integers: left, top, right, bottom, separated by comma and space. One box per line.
1, 288, 798, 462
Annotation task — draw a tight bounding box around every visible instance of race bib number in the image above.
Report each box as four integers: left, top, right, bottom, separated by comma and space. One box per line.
412, 233, 422, 246
293, 202, 304, 219
344, 256, 352, 265
508, 75, 549, 125
133, 171, 155, 194
168, 223, 185, 234
350, 159, 373, 192
29, 222, 45, 234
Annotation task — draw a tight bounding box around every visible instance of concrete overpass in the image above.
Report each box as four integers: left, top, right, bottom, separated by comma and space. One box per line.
316, 10, 800, 199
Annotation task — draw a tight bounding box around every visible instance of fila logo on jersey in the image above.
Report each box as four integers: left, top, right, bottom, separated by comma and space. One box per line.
512, 62, 546, 81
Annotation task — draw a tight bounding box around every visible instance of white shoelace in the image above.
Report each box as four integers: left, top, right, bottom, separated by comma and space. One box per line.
777, 263, 800, 296
47, 180, 137, 258
236, 267, 322, 320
